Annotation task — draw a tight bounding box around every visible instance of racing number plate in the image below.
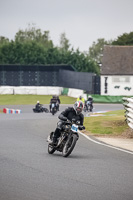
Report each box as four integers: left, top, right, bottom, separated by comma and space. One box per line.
71, 124, 78, 132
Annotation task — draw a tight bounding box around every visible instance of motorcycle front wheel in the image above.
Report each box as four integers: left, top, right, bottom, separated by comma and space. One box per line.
62, 134, 78, 157
52, 108, 55, 115
48, 144, 56, 154
43, 108, 49, 113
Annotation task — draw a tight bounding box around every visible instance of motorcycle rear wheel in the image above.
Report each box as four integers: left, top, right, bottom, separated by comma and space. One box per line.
62, 134, 78, 157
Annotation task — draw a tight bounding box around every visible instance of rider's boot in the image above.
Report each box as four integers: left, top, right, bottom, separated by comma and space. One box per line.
52, 128, 61, 145
49, 135, 57, 145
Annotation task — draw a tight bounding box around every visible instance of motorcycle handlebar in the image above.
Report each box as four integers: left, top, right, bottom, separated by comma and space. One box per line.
64, 120, 85, 128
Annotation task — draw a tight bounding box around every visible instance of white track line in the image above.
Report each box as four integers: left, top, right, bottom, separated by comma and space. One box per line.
79, 132, 133, 155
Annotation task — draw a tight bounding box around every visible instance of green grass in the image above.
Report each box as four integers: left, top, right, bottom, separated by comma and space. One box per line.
0, 94, 76, 105
84, 110, 129, 136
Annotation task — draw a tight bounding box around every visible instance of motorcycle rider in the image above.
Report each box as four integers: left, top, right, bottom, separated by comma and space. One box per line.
35, 100, 41, 112
51, 101, 85, 145
49, 95, 58, 112
56, 96, 61, 111
86, 95, 93, 111
77, 96, 85, 105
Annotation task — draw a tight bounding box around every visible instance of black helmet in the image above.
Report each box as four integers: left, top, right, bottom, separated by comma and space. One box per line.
73, 101, 83, 115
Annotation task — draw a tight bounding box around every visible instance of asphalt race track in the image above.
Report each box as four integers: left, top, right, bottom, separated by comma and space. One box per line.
0, 104, 133, 200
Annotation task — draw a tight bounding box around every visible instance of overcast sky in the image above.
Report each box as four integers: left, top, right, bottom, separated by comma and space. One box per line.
0, 0, 133, 52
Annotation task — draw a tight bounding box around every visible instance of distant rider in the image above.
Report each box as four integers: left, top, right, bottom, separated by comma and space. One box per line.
35, 100, 41, 112
56, 96, 61, 111
77, 96, 85, 105
85, 95, 93, 111
51, 101, 85, 145
49, 95, 58, 112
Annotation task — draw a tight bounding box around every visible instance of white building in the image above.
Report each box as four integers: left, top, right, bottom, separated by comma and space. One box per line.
101, 45, 133, 96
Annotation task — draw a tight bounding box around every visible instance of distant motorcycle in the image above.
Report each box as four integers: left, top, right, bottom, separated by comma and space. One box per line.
84, 101, 93, 112
47, 119, 85, 157
33, 104, 49, 113
51, 103, 58, 115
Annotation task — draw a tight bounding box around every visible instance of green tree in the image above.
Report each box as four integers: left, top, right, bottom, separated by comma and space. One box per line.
0, 40, 47, 64
112, 32, 133, 45
0, 36, 9, 46
88, 38, 110, 64
0, 25, 100, 74
59, 32, 70, 52
21, 41, 46, 64
15, 23, 53, 49
62, 48, 100, 74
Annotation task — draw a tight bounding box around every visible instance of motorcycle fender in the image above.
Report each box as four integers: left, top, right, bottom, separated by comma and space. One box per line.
72, 132, 79, 140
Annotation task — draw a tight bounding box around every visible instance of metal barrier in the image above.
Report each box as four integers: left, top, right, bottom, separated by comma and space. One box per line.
123, 97, 133, 129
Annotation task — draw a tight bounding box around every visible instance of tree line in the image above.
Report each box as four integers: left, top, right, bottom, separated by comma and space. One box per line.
0, 24, 133, 75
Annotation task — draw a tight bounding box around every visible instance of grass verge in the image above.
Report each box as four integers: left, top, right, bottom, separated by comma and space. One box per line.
0, 95, 76, 105
84, 110, 133, 138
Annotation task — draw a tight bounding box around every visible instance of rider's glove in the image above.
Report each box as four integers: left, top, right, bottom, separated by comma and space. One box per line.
79, 126, 85, 130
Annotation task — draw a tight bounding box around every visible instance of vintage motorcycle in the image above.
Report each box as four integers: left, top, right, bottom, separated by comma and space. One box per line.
84, 100, 93, 112
47, 119, 85, 157
33, 104, 49, 113
51, 103, 58, 115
